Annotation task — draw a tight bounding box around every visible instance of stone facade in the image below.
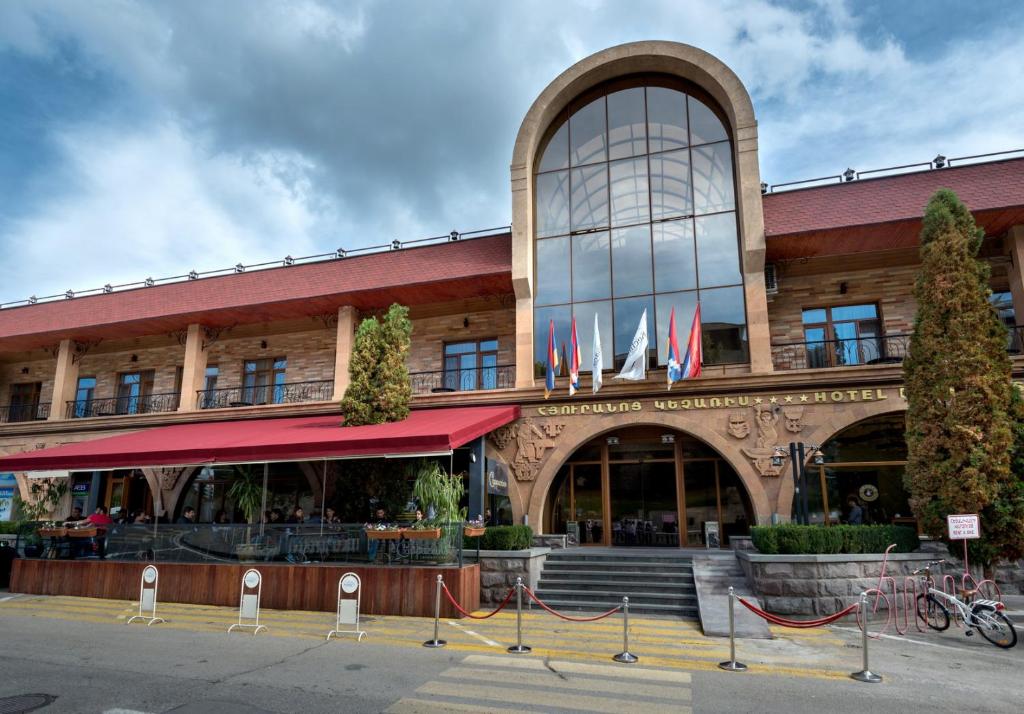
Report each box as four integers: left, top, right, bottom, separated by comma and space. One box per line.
476, 548, 549, 604
0, 357, 56, 408
77, 343, 185, 401
767, 263, 918, 346
407, 307, 515, 375
206, 328, 337, 389
737, 550, 936, 616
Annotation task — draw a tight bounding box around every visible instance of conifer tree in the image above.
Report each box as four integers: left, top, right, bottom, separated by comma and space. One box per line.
340, 303, 412, 426
904, 189, 1024, 567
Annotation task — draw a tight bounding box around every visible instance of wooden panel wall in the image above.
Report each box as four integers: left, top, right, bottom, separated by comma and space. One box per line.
10, 560, 480, 618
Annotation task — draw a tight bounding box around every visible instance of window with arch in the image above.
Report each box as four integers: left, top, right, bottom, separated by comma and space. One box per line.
533, 76, 748, 376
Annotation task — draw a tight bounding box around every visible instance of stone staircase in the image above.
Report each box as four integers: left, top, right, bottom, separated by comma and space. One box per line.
691, 552, 771, 638
534, 549, 698, 618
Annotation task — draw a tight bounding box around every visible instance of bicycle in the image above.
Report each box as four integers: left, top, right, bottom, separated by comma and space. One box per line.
914, 560, 1017, 649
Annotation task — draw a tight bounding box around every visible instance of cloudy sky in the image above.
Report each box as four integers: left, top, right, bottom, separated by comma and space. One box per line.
1, 0, 1022, 302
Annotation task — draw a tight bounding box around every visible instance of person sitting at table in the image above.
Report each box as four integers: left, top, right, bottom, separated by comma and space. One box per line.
133, 512, 151, 524
84, 506, 114, 526
287, 507, 305, 524
176, 507, 196, 525
324, 507, 340, 524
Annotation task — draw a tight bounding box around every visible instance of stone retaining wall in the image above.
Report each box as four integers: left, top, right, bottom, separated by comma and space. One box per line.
476, 548, 550, 604
737, 551, 935, 616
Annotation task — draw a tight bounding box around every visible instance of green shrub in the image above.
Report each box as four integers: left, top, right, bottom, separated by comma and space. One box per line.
749, 524, 918, 555
467, 525, 533, 551
0, 522, 20, 535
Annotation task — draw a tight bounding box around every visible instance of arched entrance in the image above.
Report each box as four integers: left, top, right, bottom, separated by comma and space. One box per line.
800, 413, 913, 529
545, 425, 754, 547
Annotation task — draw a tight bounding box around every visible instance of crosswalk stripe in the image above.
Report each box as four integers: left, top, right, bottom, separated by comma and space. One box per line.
415, 681, 689, 714
387, 697, 530, 713
462, 654, 692, 683
440, 666, 690, 701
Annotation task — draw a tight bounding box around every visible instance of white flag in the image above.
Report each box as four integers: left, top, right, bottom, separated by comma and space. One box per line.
615, 309, 648, 381
592, 312, 603, 394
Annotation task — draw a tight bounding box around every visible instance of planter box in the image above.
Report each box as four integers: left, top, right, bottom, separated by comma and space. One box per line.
37, 528, 67, 538
365, 530, 402, 541
404, 528, 442, 540
464, 526, 486, 538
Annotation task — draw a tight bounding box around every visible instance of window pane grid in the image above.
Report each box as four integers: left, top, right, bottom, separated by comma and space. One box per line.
535, 80, 747, 372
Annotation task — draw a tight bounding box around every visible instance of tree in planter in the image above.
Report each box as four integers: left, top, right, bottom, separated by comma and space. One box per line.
411, 460, 466, 526
14, 478, 69, 524
340, 303, 413, 426
904, 188, 1024, 570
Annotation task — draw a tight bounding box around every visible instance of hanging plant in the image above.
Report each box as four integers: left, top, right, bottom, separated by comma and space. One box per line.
411, 460, 465, 525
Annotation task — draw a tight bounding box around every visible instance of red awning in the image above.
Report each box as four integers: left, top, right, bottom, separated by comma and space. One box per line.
0, 406, 520, 471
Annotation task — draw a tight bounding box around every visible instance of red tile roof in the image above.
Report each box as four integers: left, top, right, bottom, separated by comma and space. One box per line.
763, 158, 1024, 260
0, 233, 513, 352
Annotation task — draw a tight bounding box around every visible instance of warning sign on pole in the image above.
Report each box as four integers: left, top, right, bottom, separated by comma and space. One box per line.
947, 514, 980, 540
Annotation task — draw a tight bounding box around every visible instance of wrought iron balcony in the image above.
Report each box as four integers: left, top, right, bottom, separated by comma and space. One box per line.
771, 334, 911, 371
409, 364, 515, 394
66, 392, 180, 419
198, 380, 333, 409
0, 402, 50, 423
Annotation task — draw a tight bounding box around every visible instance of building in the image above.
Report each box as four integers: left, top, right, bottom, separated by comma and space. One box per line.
1, 40, 1023, 552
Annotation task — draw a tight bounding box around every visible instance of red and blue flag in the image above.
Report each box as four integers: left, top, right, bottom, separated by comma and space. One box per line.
681, 304, 702, 380
569, 317, 581, 396
666, 306, 682, 389
544, 319, 559, 399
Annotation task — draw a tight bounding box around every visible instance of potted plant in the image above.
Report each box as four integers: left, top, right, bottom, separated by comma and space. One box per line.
13, 478, 68, 557
227, 467, 271, 561
405, 519, 442, 540
464, 515, 486, 538
364, 522, 402, 540
411, 461, 466, 527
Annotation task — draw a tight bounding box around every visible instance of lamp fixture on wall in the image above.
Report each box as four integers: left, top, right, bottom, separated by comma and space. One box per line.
260, 340, 268, 349
839, 281, 848, 295
130, 354, 138, 362
463, 317, 470, 328
20, 367, 29, 375
660, 434, 675, 444
606, 436, 619, 445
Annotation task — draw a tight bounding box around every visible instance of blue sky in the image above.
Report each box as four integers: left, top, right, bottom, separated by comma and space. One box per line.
1, 0, 1022, 302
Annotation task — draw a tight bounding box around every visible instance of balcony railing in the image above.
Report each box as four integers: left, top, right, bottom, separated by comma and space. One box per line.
67, 392, 181, 419
771, 334, 911, 371
0, 402, 50, 423
198, 380, 333, 409
409, 364, 515, 394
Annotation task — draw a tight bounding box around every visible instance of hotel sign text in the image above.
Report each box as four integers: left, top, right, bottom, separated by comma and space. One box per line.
536, 387, 906, 416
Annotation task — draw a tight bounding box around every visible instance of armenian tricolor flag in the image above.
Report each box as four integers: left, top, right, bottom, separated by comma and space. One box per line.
681, 303, 703, 380
666, 307, 682, 390
544, 319, 558, 399
569, 317, 581, 396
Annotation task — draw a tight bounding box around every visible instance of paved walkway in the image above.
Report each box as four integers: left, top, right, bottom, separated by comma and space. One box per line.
0, 592, 849, 680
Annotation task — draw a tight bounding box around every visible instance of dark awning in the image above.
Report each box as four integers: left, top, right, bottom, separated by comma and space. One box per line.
0, 406, 519, 472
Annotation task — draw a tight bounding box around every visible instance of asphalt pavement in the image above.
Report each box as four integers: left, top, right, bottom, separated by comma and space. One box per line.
0, 592, 1021, 713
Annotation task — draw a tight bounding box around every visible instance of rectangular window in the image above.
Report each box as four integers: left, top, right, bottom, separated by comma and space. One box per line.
116, 370, 156, 414
73, 377, 97, 418
802, 304, 882, 367
990, 291, 1019, 352
8, 382, 41, 422
204, 365, 219, 392
443, 340, 499, 391
243, 357, 287, 404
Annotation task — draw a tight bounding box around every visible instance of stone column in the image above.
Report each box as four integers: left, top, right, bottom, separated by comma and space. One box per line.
332, 306, 357, 401
1006, 225, 1024, 325
177, 324, 208, 412
48, 339, 80, 421
511, 159, 535, 390
735, 124, 773, 374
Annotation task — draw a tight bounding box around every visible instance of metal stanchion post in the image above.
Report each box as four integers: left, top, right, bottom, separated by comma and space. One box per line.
851, 591, 882, 683
613, 596, 638, 663
718, 586, 748, 672
507, 577, 532, 654
422, 574, 447, 648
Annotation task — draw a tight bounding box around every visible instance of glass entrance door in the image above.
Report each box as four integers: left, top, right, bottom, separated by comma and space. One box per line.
571, 464, 604, 544
610, 461, 679, 546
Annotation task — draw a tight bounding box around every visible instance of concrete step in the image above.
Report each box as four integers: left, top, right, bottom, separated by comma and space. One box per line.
543, 561, 693, 573
530, 597, 698, 618
537, 578, 696, 593
535, 588, 698, 604
545, 552, 693, 562
537, 570, 695, 584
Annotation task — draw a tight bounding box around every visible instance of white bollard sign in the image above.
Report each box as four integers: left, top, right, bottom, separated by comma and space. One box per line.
327, 572, 366, 642
947, 514, 980, 540
228, 569, 267, 635
127, 565, 165, 626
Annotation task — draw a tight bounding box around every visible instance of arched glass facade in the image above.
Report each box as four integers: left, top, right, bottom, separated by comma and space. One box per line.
533, 77, 748, 376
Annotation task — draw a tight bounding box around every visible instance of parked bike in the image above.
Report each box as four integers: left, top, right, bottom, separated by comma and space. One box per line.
914, 560, 1017, 649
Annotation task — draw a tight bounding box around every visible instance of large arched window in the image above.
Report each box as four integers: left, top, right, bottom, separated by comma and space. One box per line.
533, 76, 747, 376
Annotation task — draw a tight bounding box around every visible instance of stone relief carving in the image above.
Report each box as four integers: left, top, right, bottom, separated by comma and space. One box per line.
782, 406, 805, 433
154, 467, 182, 491
753, 404, 779, 448
490, 417, 566, 482
741, 446, 787, 477
726, 411, 750, 439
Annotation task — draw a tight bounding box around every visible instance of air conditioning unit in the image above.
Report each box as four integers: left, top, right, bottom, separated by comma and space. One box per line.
764, 263, 779, 296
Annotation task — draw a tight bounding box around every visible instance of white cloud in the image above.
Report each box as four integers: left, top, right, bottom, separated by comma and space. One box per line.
1, 121, 333, 300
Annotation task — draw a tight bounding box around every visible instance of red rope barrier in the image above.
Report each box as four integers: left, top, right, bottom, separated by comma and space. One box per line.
737, 597, 858, 629
441, 583, 515, 619
523, 586, 622, 622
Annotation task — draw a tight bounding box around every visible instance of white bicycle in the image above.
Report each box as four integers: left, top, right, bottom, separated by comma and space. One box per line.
917, 575, 1017, 649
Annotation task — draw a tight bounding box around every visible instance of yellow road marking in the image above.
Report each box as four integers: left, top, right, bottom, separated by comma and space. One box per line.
415, 681, 689, 714
442, 666, 691, 700
463, 654, 692, 683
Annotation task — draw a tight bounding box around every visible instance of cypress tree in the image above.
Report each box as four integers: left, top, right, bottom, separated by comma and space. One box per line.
340, 303, 412, 426
904, 189, 1024, 568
